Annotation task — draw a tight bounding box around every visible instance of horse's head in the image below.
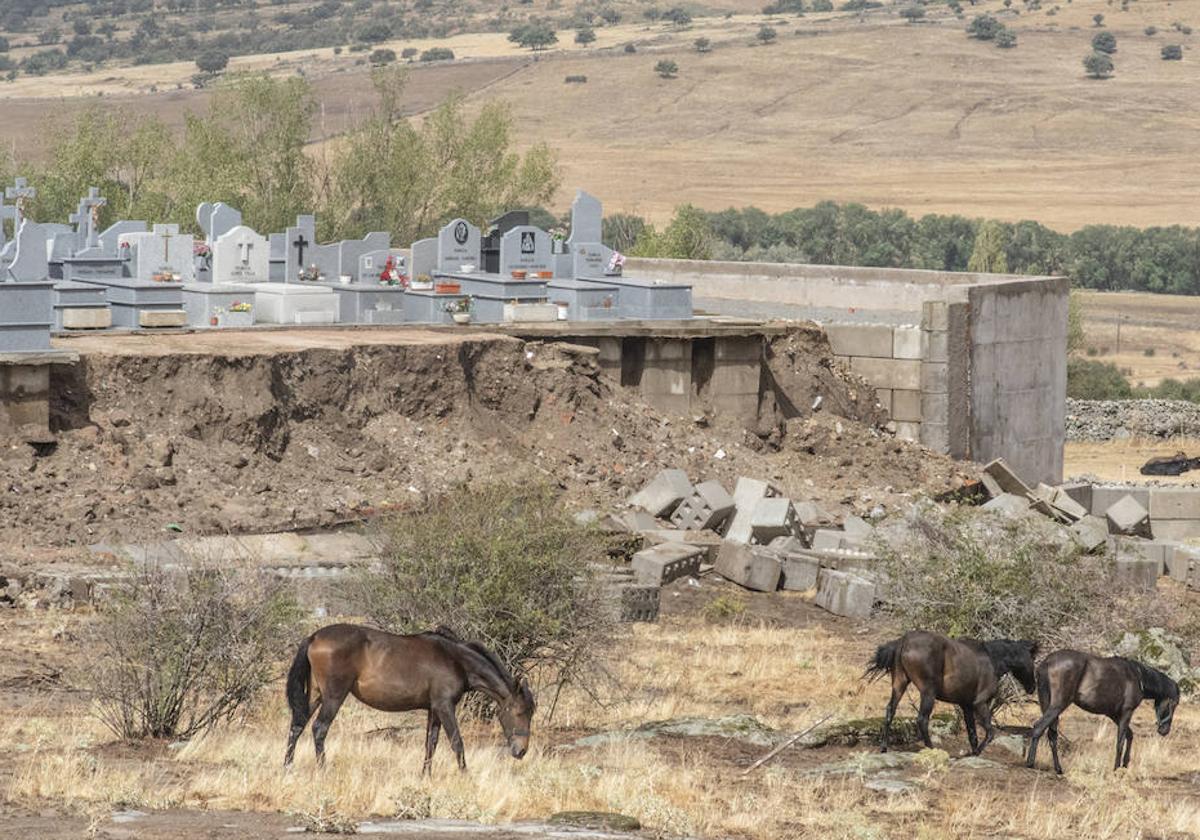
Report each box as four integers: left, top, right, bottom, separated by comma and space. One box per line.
498, 677, 536, 759
1154, 681, 1180, 737
1006, 640, 1039, 694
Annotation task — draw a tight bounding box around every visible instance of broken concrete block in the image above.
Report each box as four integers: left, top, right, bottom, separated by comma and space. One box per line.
981, 493, 1030, 517
814, 568, 875, 618
811, 529, 845, 550
1114, 556, 1158, 591
983, 459, 1033, 498
1058, 482, 1093, 515
615, 583, 660, 622
1046, 485, 1088, 522
631, 542, 704, 586
750, 497, 800, 544
671, 480, 735, 531
842, 514, 874, 542
768, 535, 808, 555
1069, 515, 1109, 554
715, 541, 782, 592
1187, 554, 1200, 592
722, 477, 777, 543
1106, 494, 1152, 538
794, 501, 833, 529
1114, 538, 1168, 575
628, 469, 694, 517
1165, 545, 1196, 583
640, 529, 723, 563
779, 554, 820, 591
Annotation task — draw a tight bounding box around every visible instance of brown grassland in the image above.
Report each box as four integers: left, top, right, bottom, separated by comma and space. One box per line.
3, 583, 1199, 839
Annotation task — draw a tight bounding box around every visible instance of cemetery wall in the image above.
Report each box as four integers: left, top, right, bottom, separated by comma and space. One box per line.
626, 258, 1068, 485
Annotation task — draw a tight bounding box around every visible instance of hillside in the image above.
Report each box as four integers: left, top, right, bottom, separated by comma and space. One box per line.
1, 0, 1197, 229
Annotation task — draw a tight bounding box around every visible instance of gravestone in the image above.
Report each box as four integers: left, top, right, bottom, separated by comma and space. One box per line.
119, 224, 195, 284
208, 203, 243, 243
98, 221, 148, 257
284, 215, 317, 282
196, 202, 215, 240
4, 219, 49, 282
410, 237, 436, 282
436, 218, 481, 274
499, 225, 554, 276
358, 249, 407, 284
335, 232, 389, 280
184, 223, 264, 327
69, 187, 107, 252
211, 225, 269, 285
566, 190, 615, 278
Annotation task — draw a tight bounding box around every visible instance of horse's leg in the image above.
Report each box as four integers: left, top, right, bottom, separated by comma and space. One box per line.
284, 696, 320, 766
422, 709, 442, 776
1112, 711, 1134, 771
1121, 725, 1134, 768
960, 704, 979, 756
973, 700, 996, 756
916, 688, 936, 749
435, 701, 467, 772
311, 684, 350, 768
1026, 676, 1064, 770
1047, 719, 1063, 775
881, 671, 909, 754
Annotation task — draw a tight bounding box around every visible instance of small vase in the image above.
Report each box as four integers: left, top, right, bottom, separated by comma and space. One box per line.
452, 312, 471, 325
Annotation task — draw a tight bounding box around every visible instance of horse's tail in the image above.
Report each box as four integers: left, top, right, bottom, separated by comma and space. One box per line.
286, 636, 313, 728
864, 638, 901, 682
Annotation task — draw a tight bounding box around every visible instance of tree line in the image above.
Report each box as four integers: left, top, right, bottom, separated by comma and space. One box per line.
614, 202, 1200, 295
0, 68, 558, 246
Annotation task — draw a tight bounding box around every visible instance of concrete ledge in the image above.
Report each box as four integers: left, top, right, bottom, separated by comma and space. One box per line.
0, 350, 79, 365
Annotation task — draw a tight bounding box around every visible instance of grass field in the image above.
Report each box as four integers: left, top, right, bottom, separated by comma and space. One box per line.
2, 0, 1199, 228
1076, 290, 1200, 387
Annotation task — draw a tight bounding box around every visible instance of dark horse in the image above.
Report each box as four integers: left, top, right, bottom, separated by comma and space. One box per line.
284, 623, 536, 772
1026, 649, 1179, 774
865, 630, 1038, 755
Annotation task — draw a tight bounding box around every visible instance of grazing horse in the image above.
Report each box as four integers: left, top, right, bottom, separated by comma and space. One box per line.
865, 630, 1038, 755
1025, 650, 1179, 774
283, 623, 536, 773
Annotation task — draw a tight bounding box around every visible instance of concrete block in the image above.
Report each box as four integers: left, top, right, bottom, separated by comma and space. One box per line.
616, 583, 660, 622
891, 389, 922, 423
1149, 487, 1200, 520
892, 326, 923, 360
1165, 545, 1197, 583
825, 323, 895, 359
724, 477, 777, 543
715, 541, 782, 592
1041, 484, 1088, 522
922, 300, 950, 332
983, 459, 1033, 498
631, 542, 704, 586
1060, 482, 1093, 513
982, 493, 1030, 517
1186, 553, 1200, 592
1113, 537, 1168, 574
671, 480, 735, 530
640, 529, 723, 563
779, 554, 819, 591
750, 497, 800, 543
875, 388, 892, 415
895, 421, 920, 442
794, 502, 832, 528
850, 357, 921, 391
1150, 520, 1200, 542
814, 568, 875, 618
768, 535, 807, 554
811, 528, 844, 550
1114, 556, 1158, 591
924, 329, 949, 363
1069, 515, 1109, 553
1090, 486, 1150, 517
61, 308, 112, 329
919, 361, 949, 394
1106, 495, 1152, 538
138, 309, 188, 328
629, 469, 694, 517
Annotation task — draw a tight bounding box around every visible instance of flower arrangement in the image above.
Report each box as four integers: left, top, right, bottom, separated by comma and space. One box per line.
230, 301, 252, 312
607, 251, 626, 274
299, 263, 323, 283
549, 226, 568, 242
193, 241, 210, 258
443, 297, 471, 314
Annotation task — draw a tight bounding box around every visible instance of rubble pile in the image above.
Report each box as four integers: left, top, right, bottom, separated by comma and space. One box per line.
1066, 398, 1200, 441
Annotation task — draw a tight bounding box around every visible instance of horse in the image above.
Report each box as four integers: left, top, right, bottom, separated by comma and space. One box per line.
865, 630, 1038, 755
1025, 649, 1179, 774
283, 623, 536, 773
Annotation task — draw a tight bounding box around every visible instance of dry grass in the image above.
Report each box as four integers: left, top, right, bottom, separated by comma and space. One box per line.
1077, 290, 1200, 387
1065, 437, 1200, 484
3, 612, 1200, 838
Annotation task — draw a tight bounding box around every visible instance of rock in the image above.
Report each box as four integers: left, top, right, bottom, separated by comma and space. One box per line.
953, 755, 1003, 771
990, 734, 1028, 760
913, 748, 950, 772
1114, 627, 1200, 694
863, 777, 919, 795
799, 713, 960, 748
549, 812, 641, 832
801, 751, 914, 777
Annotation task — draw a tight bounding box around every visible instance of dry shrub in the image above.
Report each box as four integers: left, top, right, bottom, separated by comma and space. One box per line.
349, 482, 618, 707
86, 563, 303, 740
875, 503, 1179, 652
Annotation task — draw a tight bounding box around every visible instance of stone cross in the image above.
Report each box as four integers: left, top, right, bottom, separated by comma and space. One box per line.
70, 187, 107, 249
237, 231, 256, 264
5, 178, 35, 222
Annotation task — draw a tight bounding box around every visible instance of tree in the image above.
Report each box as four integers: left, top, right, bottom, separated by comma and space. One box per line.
1093, 14, 1105, 27
356, 21, 392, 43
757, 25, 778, 44
401, 47, 419, 61
694, 36, 712, 52
663, 7, 692, 27
995, 29, 1017, 48
1083, 51, 1114, 79
575, 27, 596, 46
195, 51, 229, 75
509, 22, 558, 51
420, 47, 455, 61
370, 48, 397, 65
968, 220, 1009, 273
631, 204, 716, 259
1161, 44, 1183, 61
900, 6, 926, 22
966, 15, 1003, 40
654, 58, 679, 78
1092, 31, 1117, 54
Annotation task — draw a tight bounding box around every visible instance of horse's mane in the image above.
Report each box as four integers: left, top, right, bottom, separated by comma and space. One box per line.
1128, 659, 1179, 701
424, 626, 521, 695
981, 639, 1038, 675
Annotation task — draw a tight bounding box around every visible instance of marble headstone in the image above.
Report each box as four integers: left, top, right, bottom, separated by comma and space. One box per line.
436, 218, 481, 273
211, 225, 269, 285
410, 237, 436, 281
499, 225, 553, 276
4, 220, 49, 282
283, 215, 317, 282
119, 224, 195, 283
208, 203, 243, 243
358, 249, 407, 284
99, 221, 148, 257
566, 190, 615, 277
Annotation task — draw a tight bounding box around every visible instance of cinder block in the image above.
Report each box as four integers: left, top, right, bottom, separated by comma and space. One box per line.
1150, 520, 1200, 542
715, 541, 782, 592
1069, 515, 1109, 553
892, 326, 923, 360
1114, 556, 1158, 591
616, 583, 660, 622
779, 554, 819, 591
1106, 495, 1152, 538
750, 497, 800, 543
894, 422, 920, 442
924, 330, 949, 363
982, 493, 1030, 516
919, 361, 949, 393
811, 529, 844, 550
1090, 486, 1150, 516
139, 310, 188, 328
891, 389, 922, 422
1186, 553, 1200, 591
814, 568, 875, 618
824, 323, 895, 359
629, 469, 694, 517
922, 300, 949, 332
724, 477, 777, 543
850, 357, 921, 391
62, 308, 112, 329
631, 542, 704, 586
640, 529, 723, 563
984, 459, 1033, 497
1165, 545, 1197, 582
1149, 487, 1200, 521
671, 480, 735, 530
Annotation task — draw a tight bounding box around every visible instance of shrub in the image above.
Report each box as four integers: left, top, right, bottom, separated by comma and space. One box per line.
694, 36, 712, 52
624, 42, 637, 53
575, 27, 596, 46
966, 14, 1004, 40
564, 74, 588, 83
1093, 13, 1105, 27
1067, 358, 1133, 399
655, 58, 679, 78
811, 0, 834, 9
1145, 26, 1157, 36
401, 47, 419, 60
87, 564, 302, 740
995, 29, 1017, 48
420, 47, 454, 61
1083, 50, 1114, 78
1162, 44, 1183, 60
900, 6, 926, 22
840, 0, 882, 9
703, 594, 748, 624
1144, 346, 1157, 357
757, 25, 778, 44
370, 48, 396, 65
1092, 31, 1117, 54
349, 483, 617, 696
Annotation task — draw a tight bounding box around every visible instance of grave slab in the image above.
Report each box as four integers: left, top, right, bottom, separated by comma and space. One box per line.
249, 284, 339, 325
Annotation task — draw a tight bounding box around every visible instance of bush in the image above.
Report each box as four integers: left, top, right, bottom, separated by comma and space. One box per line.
900, 6, 926, 22
1067, 358, 1133, 399
694, 36, 712, 52
966, 14, 1004, 40
1162, 44, 1183, 60
1083, 50, 1114, 78
420, 47, 454, 61
655, 58, 679, 78
87, 564, 302, 740
757, 25, 778, 44
575, 27, 596, 46
624, 42, 637, 53
995, 29, 1017, 48
401, 47, 419, 60
564, 74, 588, 83
703, 594, 747, 624
1092, 31, 1117, 54
350, 483, 617, 695
370, 48, 396, 65
1145, 26, 1158, 36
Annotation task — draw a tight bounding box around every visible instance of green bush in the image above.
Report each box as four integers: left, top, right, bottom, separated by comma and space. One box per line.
1162, 44, 1183, 60
655, 58, 679, 78
349, 483, 617, 696
1092, 31, 1117, 54
1067, 358, 1133, 399
420, 47, 454, 61
1083, 50, 1114, 79
967, 14, 1004, 40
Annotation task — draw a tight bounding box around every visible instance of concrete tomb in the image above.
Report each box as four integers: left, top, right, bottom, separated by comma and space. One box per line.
253, 215, 338, 324
183, 224, 265, 327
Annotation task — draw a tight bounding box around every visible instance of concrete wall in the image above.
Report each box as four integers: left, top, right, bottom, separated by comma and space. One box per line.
822, 322, 924, 442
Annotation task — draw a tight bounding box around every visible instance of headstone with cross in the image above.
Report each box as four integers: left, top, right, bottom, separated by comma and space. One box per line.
118, 223, 195, 284
211, 224, 269, 285
1, 178, 37, 264
284, 215, 317, 282
6, 177, 36, 222
69, 187, 107, 251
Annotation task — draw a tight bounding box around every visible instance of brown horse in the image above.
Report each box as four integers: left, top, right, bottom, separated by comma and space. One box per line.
865, 630, 1038, 755
283, 623, 536, 772
1025, 649, 1179, 774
